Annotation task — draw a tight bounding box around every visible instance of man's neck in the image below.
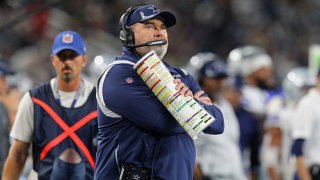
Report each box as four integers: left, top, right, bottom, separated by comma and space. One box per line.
57, 78, 81, 92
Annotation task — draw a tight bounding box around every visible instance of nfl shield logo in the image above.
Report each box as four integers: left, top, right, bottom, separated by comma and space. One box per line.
125, 77, 133, 84
62, 33, 73, 44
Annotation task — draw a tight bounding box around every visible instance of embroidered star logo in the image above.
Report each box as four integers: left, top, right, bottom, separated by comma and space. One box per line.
148, 5, 160, 13
140, 5, 160, 20
132, 174, 140, 180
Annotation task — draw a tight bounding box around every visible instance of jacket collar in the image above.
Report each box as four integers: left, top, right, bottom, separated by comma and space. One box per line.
115, 47, 140, 63
115, 47, 171, 69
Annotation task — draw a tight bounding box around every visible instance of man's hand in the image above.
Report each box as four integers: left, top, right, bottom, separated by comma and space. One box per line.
173, 79, 193, 97
173, 79, 213, 105
296, 156, 312, 180
194, 90, 213, 105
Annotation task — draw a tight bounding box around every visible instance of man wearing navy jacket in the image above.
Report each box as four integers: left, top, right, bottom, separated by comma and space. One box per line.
95, 4, 224, 180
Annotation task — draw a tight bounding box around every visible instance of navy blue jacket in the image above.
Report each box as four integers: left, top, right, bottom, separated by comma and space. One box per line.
235, 106, 260, 173
94, 48, 224, 180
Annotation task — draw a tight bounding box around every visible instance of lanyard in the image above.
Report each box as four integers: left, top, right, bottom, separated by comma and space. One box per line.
54, 79, 84, 108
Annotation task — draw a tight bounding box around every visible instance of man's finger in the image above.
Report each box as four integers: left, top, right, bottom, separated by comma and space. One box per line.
179, 86, 189, 96
173, 79, 181, 84
175, 81, 184, 91
194, 90, 204, 99
185, 90, 193, 97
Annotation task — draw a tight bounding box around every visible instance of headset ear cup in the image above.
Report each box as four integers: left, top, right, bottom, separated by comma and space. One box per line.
126, 30, 134, 47
119, 13, 128, 46
119, 5, 142, 47
119, 30, 127, 46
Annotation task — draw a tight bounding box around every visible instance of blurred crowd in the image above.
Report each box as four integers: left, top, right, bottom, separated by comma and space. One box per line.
1, 0, 320, 85
2, 0, 320, 179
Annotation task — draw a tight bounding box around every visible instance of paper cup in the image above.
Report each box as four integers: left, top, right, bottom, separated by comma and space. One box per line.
134, 51, 215, 139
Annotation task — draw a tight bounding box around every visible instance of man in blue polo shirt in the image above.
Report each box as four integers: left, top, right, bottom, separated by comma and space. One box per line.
95, 4, 225, 180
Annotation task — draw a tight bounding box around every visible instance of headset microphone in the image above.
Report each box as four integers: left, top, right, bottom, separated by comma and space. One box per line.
126, 40, 167, 48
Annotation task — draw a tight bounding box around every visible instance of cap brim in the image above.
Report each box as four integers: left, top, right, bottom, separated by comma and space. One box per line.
207, 74, 228, 79
52, 46, 84, 55
7, 70, 14, 75
0, 70, 14, 76
140, 11, 176, 28
156, 11, 176, 28
0, 62, 15, 76
216, 74, 228, 79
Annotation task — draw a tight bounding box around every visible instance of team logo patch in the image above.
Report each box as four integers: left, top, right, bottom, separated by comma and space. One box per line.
132, 174, 140, 180
140, 6, 159, 20
125, 77, 134, 84
62, 33, 73, 44
148, 5, 160, 13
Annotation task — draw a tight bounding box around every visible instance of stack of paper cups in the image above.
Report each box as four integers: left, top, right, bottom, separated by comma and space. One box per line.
134, 51, 215, 139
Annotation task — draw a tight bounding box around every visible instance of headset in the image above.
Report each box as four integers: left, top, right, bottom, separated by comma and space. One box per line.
118, 5, 167, 48
119, 6, 140, 47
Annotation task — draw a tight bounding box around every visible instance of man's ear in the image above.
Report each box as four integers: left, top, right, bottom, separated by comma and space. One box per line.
82, 55, 88, 68
50, 55, 55, 64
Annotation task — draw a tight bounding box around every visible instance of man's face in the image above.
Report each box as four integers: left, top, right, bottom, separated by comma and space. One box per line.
0, 75, 8, 94
51, 50, 87, 83
202, 77, 226, 99
131, 18, 168, 59
252, 67, 275, 90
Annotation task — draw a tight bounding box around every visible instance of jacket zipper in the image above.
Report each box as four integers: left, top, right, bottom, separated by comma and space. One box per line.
115, 144, 120, 172
151, 139, 159, 180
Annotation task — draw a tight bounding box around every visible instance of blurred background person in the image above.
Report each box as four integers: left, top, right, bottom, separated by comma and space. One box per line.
290, 44, 320, 180
187, 52, 245, 180
227, 45, 275, 120
227, 45, 283, 180
278, 67, 316, 180
256, 66, 316, 180
0, 60, 21, 129
0, 59, 16, 178
223, 77, 261, 180
0, 58, 33, 179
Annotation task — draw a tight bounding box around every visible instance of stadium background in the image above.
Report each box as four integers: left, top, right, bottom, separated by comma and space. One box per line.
1, 0, 320, 88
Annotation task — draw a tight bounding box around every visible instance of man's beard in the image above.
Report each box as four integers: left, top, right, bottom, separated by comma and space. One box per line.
137, 44, 168, 59
255, 77, 273, 90
61, 74, 74, 83
61, 66, 75, 83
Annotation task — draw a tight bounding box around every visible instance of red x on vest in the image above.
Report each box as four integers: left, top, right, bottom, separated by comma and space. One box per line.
32, 97, 97, 169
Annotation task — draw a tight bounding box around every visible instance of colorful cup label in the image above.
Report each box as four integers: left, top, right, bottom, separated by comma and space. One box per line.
134, 51, 215, 139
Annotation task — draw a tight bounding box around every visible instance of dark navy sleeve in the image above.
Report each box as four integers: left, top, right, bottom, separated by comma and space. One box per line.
198, 100, 224, 134
102, 64, 185, 135
181, 71, 224, 135
291, 138, 305, 156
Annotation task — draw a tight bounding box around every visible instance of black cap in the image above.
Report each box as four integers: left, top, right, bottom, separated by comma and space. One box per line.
200, 59, 228, 79
0, 61, 14, 76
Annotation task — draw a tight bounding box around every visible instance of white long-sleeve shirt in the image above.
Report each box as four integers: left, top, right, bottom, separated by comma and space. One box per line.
291, 88, 320, 166
195, 97, 246, 179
